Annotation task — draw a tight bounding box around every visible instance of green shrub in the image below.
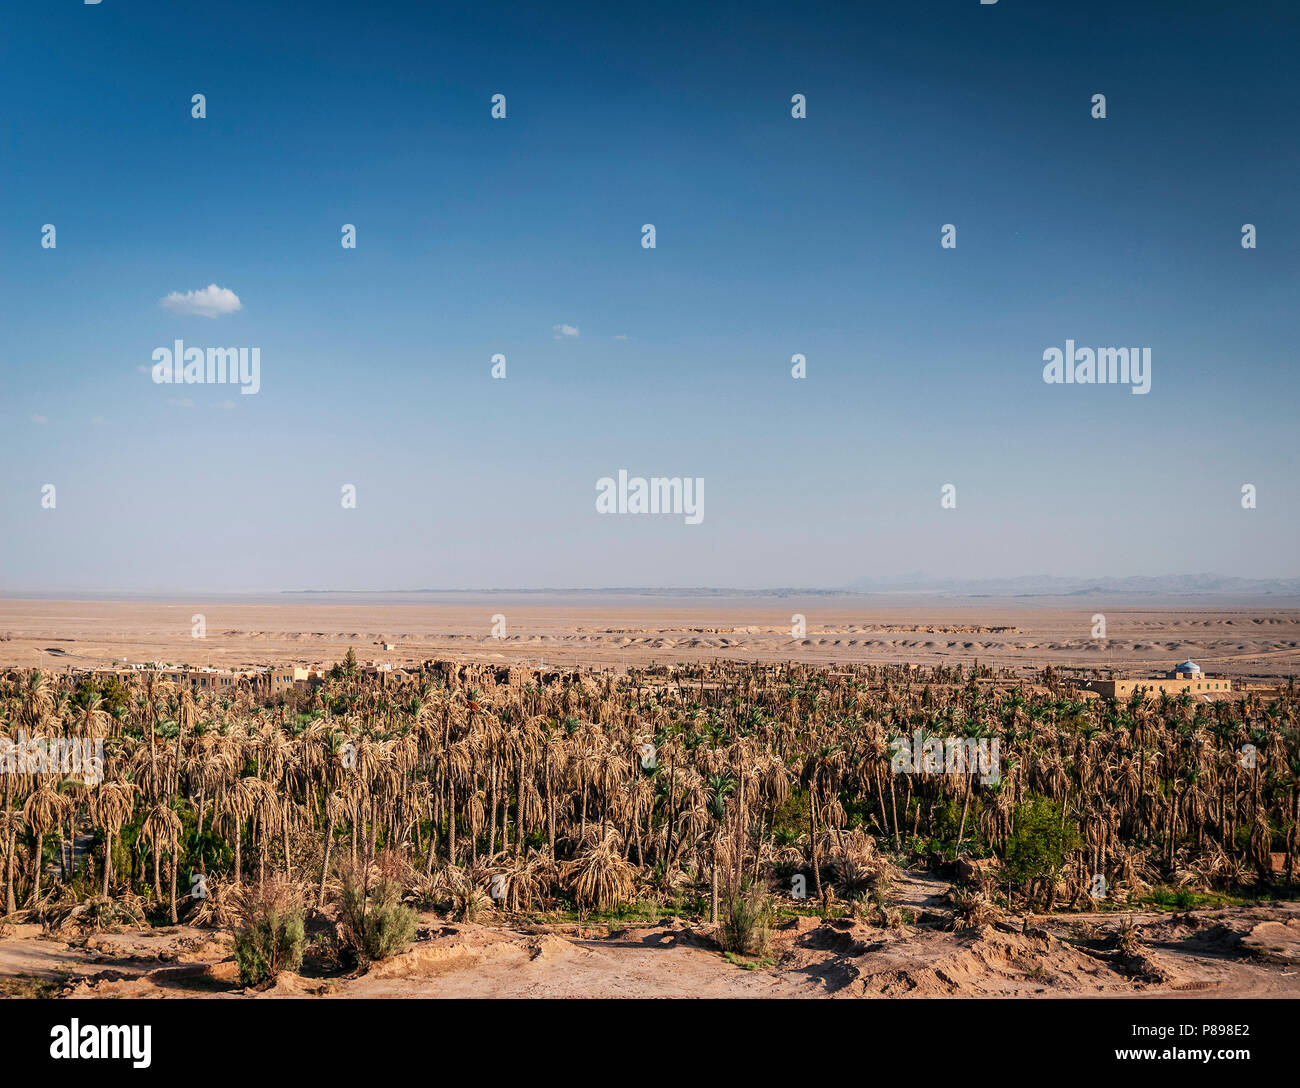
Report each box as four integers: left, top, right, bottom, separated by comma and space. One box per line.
233, 882, 305, 986
718, 885, 772, 956
1002, 796, 1080, 906
1150, 885, 1196, 910
335, 860, 417, 965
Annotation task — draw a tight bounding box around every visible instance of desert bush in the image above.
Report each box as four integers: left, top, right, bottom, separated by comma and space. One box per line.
426, 863, 494, 921
452, 882, 493, 922
187, 875, 242, 929
45, 892, 146, 934
335, 857, 417, 965
1115, 919, 1142, 958
948, 887, 1003, 930
718, 885, 772, 956
233, 882, 305, 986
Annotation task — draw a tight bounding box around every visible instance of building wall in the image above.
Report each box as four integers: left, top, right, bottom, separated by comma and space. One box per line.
1078, 677, 1232, 698
84, 666, 294, 695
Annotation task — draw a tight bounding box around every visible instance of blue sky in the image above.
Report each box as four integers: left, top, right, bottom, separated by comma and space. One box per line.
1, 0, 1297, 591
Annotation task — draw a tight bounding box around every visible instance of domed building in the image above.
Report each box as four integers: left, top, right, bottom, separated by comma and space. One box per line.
1071, 661, 1230, 699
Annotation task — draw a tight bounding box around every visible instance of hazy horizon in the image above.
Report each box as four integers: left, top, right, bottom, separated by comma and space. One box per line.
4, 573, 1300, 607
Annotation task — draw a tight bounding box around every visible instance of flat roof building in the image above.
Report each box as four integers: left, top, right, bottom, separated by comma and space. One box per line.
79, 664, 321, 695
1071, 662, 1231, 700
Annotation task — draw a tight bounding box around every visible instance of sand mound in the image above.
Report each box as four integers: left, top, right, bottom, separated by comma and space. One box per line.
776, 920, 1136, 997
1239, 919, 1300, 964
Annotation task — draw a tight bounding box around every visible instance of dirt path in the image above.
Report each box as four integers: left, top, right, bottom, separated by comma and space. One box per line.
893, 870, 952, 915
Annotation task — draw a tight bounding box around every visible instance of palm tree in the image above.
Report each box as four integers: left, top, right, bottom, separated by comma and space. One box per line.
93, 779, 136, 898
0, 650, 1291, 937
0, 807, 25, 915
23, 780, 66, 905
703, 773, 733, 924
142, 802, 183, 921
568, 829, 634, 914
319, 791, 348, 907
801, 745, 844, 907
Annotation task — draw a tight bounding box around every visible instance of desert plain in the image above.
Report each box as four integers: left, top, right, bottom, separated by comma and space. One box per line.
2, 591, 1298, 680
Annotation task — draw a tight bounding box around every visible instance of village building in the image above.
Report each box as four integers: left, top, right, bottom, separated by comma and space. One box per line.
76, 664, 323, 695
1071, 660, 1232, 699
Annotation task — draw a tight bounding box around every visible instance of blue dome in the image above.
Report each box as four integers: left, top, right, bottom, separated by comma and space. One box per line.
1176, 660, 1200, 673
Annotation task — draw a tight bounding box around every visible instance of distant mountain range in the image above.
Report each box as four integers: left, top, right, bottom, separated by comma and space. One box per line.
842, 573, 1300, 597
279, 574, 1300, 599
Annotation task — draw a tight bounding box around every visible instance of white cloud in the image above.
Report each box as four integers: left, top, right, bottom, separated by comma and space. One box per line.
30, 414, 48, 425
552, 323, 579, 339
160, 283, 242, 318
613, 334, 631, 341
167, 397, 195, 409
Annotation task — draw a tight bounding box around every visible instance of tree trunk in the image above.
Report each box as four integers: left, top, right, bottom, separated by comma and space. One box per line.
101, 830, 112, 898
665, 754, 677, 866
169, 844, 178, 924
487, 767, 497, 857
710, 841, 720, 925
888, 773, 900, 850
515, 756, 525, 856
448, 784, 458, 866
424, 799, 438, 875
735, 765, 746, 895
31, 832, 44, 905
809, 788, 823, 903
955, 773, 973, 854
4, 821, 17, 914
319, 811, 335, 908
547, 788, 556, 856
1288, 787, 1298, 886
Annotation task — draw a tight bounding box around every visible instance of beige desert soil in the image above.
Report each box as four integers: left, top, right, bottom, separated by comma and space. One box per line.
1, 595, 1298, 678
4, 872, 1299, 999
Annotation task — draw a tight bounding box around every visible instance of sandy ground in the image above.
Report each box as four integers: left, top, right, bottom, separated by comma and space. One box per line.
2, 594, 1298, 679
4, 872, 1298, 999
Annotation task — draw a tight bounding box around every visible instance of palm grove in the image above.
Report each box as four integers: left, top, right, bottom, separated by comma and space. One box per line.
1, 656, 1298, 946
